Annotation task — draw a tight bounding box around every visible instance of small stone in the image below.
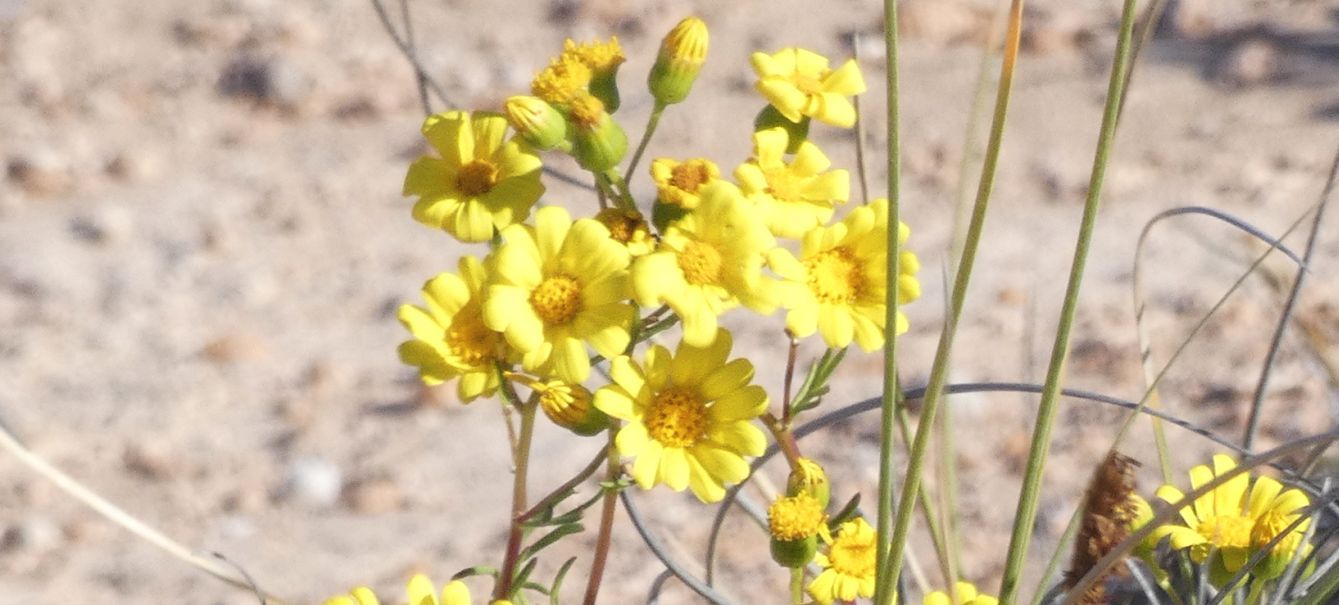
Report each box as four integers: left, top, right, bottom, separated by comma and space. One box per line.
283, 456, 343, 509
7, 148, 70, 197
69, 205, 133, 245
13, 517, 60, 551
1213, 36, 1279, 89
200, 333, 269, 363
1164, 0, 1215, 40
218, 54, 310, 110
105, 150, 162, 184
123, 441, 176, 479
342, 477, 404, 514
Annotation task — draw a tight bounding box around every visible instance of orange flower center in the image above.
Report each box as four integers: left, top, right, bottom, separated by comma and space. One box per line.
677, 240, 723, 285
827, 526, 876, 579
595, 208, 647, 245
645, 387, 708, 449
803, 247, 864, 304
530, 274, 583, 326
456, 160, 499, 197
670, 161, 712, 193
792, 72, 825, 95
444, 304, 501, 367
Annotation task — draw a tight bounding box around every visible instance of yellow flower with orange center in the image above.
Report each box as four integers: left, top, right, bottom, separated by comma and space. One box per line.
751, 48, 866, 128
397, 256, 508, 403
808, 517, 878, 605
651, 157, 721, 210
769, 199, 921, 351
483, 206, 634, 384
404, 111, 545, 243
631, 181, 778, 347
735, 127, 850, 238
594, 328, 767, 503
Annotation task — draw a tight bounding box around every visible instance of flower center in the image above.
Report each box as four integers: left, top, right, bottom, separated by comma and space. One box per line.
1196, 514, 1253, 549
532, 57, 592, 106
1252, 510, 1300, 552
763, 167, 804, 202
803, 247, 864, 304
645, 387, 708, 449
530, 274, 583, 326
456, 160, 499, 197
444, 304, 500, 367
567, 93, 605, 129
828, 531, 876, 578
670, 162, 712, 193
768, 494, 825, 541
677, 240, 723, 285
595, 208, 647, 245
792, 72, 825, 95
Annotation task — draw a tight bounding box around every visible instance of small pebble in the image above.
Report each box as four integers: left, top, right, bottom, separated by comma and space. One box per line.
283, 456, 343, 509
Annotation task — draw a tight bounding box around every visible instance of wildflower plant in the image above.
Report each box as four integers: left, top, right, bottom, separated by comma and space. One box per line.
10, 2, 1339, 605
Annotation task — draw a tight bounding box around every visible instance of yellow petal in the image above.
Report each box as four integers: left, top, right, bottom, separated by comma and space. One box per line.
823, 59, 867, 95
407, 574, 439, 605
441, 580, 471, 605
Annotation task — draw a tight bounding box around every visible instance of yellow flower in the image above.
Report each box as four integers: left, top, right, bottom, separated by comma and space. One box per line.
651, 157, 721, 210
398, 256, 506, 403
631, 181, 778, 347
924, 582, 999, 605
531, 55, 592, 107
769, 199, 921, 351
407, 575, 511, 605
751, 48, 866, 128
563, 37, 624, 112
593, 328, 768, 503
404, 111, 545, 243
483, 206, 635, 383
768, 493, 826, 542
325, 587, 380, 605
808, 517, 878, 605
1154, 454, 1311, 582
594, 207, 656, 257
735, 127, 850, 239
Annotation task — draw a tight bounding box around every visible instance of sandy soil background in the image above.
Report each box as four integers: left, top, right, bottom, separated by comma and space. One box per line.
5, 0, 1339, 603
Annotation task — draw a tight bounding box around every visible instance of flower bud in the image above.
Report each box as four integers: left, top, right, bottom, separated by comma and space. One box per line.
768, 493, 825, 568
787, 457, 830, 508
754, 105, 810, 154
649, 17, 708, 105
567, 93, 628, 173
534, 379, 609, 436
504, 95, 569, 151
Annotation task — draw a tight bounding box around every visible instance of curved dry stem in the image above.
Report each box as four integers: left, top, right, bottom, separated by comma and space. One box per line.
0, 422, 290, 604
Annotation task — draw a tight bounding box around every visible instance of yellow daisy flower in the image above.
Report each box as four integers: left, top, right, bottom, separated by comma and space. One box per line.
593, 328, 768, 503
483, 206, 635, 384
1155, 455, 1311, 581
768, 199, 921, 351
651, 157, 721, 210
631, 181, 778, 347
735, 127, 850, 239
808, 517, 878, 605
924, 582, 998, 605
325, 587, 380, 605
397, 256, 506, 403
562, 37, 625, 74
751, 48, 866, 128
404, 111, 545, 243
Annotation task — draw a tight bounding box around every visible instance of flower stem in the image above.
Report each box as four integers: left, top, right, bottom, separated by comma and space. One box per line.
996, 1, 1139, 603
625, 101, 666, 184
790, 567, 806, 604
582, 431, 623, 605
873, 0, 903, 600
496, 395, 538, 601
516, 445, 610, 524
781, 337, 800, 426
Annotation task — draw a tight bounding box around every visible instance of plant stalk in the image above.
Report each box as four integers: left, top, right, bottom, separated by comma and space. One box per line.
582, 431, 623, 605
496, 396, 539, 600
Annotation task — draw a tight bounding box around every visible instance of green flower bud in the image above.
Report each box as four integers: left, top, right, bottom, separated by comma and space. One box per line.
504, 95, 569, 151
770, 534, 819, 569
754, 105, 810, 154
568, 93, 627, 173
649, 17, 708, 105
535, 380, 609, 436
787, 457, 831, 508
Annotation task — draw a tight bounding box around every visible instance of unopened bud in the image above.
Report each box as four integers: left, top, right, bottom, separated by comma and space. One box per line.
649, 17, 708, 105
535, 379, 609, 436
505, 96, 569, 151
786, 457, 830, 508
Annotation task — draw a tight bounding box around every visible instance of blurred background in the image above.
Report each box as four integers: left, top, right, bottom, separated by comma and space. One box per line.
4, 0, 1339, 603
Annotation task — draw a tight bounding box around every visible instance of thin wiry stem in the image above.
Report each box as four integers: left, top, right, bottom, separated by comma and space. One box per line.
397, 0, 431, 115
495, 396, 538, 600
515, 445, 610, 524
877, 1, 1024, 600
852, 32, 871, 205
582, 432, 622, 605
1243, 146, 1339, 450
997, 1, 1139, 602
0, 423, 290, 604
874, 0, 904, 600
624, 102, 666, 185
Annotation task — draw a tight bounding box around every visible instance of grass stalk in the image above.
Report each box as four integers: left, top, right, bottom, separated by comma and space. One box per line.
624, 102, 666, 185
996, 1, 1139, 602
876, 1, 1025, 601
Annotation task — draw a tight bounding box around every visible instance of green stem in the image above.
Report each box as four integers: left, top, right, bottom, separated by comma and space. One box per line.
624, 102, 666, 184
790, 567, 805, 604
895, 400, 954, 587
877, 1, 1024, 601
874, 0, 903, 600
582, 431, 622, 605
495, 396, 538, 600
601, 169, 637, 212
996, 1, 1139, 603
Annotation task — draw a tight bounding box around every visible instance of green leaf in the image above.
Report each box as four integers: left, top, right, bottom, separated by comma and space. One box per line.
827, 492, 862, 529
519, 523, 585, 562
550, 557, 579, 605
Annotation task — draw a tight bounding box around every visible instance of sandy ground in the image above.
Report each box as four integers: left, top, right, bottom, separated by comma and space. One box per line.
4, 0, 1339, 603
